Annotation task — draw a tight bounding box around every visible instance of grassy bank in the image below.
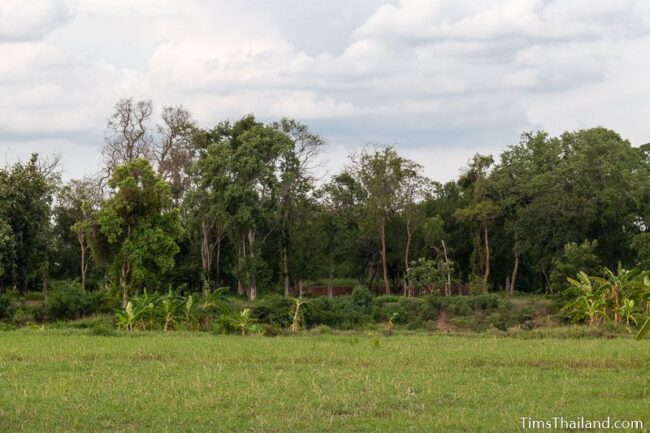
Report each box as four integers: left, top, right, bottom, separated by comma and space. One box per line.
1, 331, 650, 432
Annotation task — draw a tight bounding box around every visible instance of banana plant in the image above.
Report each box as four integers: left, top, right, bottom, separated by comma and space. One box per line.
637, 316, 650, 340
231, 308, 256, 336
160, 290, 181, 331
593, 267, 645, 324
201, 287, 231, 315
131, 289, 161, 330
181, 294, 196, 328
620, 298, 638, 326
562, 272, 606, 326
116, 301, 137, 331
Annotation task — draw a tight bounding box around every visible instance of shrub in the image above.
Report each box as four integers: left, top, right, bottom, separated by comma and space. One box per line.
371, 296, 428, 325
305, 295, 371, 328
467, 293, 504, 310
45, 282, 97, 320
0, 323, 16, 331
468, 274, 487, 294
351, 286, 372, 313
407, 258, 453, 295
485, 312, 508, 331
550, 240, 601, 293
250, 295, 293, 327
0, 294, 13, 320
440, 296, 472, 315
12, 308, 34, 326
89, 323, 117, 336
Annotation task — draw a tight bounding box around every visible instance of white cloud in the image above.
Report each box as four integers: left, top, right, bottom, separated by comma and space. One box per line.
1, 0, 650, 181
0, 0, 72, 41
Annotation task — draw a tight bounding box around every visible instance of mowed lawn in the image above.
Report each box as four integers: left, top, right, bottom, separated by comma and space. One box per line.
1, 331, 650, 432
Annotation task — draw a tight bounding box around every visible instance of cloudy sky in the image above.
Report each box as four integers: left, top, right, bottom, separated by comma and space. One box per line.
2, 0, 650, 181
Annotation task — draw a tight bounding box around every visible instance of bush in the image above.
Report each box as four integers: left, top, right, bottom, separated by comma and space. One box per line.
439, 296, 472, 315
0, 322, 16, 331
250, 295, 293, 327
305, 295, 372, 328
51, 315, 114, 330
0, 294, 13, 320
89, 323, 117, 336
45, 282, 97, 321
550, 240, 601, 293
12, 308, 34, 326
371, 296, 429, 325
351, 286, 372, 313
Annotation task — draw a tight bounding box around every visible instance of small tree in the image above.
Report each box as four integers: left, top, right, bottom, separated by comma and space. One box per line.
407, 258, 454, 296
93, 159, 181, 306
550, 240, 601, 293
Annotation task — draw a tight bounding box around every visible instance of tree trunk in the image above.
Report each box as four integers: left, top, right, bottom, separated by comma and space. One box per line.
215, 234, 221, 287
42, 275, 48, 301
380, 217, 390, 295
442, 240, 451, 297
282, 209, 290, 297
79, 232, 87, 291
248, 230, 256, 301
542, 270, 552, 294
200, 219, 212, 300
298, 278, 304, 297
283, 244, 290, 297
120, 260, 129, 308
509, 254, 519, 295
482, 223, 490, 293
403, 217, 412, 297
237, 235, 245, 296
327, 261, 334, 298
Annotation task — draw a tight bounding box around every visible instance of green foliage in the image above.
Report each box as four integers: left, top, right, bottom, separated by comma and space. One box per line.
223, 308, 260, 336
468, 273, 486, 295
407, 258, 454, 295
550, 240, 601, 293
631, 233, 650, 269
562, 267, 649, 328
93, 159, 181, 296
636, 316, 650, 340
250, 295, 293, 327
45, 282, 98, 321
0, 154, 59, 293
0, 294, 13, 320
305, 295, 372, 329
350, 285, 372, 312
116, 301, 137, 331
114, 289, 230, 331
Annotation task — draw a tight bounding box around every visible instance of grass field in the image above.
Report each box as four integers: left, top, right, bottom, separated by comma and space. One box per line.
1, 331, 650, 432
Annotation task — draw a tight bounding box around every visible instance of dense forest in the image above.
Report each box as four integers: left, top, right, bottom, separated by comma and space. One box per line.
1, 98, 650, 304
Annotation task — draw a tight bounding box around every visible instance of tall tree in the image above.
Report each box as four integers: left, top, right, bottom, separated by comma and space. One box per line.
92, 159, 181, 306
350, 146, 413, 294
272, 118, 323, 296
155, 106, 197, 205
0, 154, 59, 293
102, 98, 154, 176
318, 173, 367, 296
398, 162, 430, 296
197, 116, 291, 300
53, 178, 100, 290
455, 154, 499, 292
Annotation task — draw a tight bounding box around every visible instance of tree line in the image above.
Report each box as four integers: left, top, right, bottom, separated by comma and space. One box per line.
1, 98, 649, 303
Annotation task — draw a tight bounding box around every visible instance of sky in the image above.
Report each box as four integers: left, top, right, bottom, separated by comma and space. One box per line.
1, 0, 650, 182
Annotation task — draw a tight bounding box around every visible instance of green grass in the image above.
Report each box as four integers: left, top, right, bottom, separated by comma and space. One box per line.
1, 331, 650, 432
